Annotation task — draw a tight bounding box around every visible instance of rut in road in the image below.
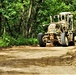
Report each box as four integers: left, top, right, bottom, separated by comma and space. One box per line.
0, 46, 76, 74
0, 51, 76, 68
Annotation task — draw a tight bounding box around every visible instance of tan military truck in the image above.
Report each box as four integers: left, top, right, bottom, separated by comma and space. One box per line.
38, 12, 75, 47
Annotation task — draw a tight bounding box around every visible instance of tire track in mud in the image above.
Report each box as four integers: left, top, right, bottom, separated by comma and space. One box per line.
0, 51, 76, 68
0, 46, 76, 74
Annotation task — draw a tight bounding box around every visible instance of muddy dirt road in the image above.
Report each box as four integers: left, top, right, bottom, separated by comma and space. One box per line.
0, 46, 76, 75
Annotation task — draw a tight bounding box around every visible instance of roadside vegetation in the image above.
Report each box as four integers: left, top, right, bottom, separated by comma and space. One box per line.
0, 0, 76, 47
0, 34, 38, 47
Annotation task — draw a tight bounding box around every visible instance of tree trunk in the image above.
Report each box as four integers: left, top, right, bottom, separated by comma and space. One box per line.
0, 13, 1, 26
5, 18, 13, 36
20, 0, 25, 37
21, 9, 25, 37
26, 0, 43, 38
26, 0, 33, 38
0, 0, 4, 35
29, 0, 43, 37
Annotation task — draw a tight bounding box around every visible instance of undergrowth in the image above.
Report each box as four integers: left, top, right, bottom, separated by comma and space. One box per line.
0, 34, 38, 47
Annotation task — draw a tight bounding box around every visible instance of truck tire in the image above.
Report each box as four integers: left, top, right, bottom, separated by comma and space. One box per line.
38, 33, 46, 47
69, 33, 75, 46
61, 32, 69, 46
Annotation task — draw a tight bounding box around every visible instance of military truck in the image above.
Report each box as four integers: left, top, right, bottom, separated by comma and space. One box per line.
38, 12, 75, 47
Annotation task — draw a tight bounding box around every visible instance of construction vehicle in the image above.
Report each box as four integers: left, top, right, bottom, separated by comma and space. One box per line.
38, 12, 75, 47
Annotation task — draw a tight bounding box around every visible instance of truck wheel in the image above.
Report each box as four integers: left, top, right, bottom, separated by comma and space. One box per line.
38, 33, 46, 47
61, 32, 69, 46
69, 33, 75, 46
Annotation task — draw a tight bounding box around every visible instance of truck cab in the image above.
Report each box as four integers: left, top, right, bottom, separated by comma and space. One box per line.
38, 12, 75, 47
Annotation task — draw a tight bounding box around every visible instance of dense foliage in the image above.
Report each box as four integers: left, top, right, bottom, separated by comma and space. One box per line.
0, 0, 76, 46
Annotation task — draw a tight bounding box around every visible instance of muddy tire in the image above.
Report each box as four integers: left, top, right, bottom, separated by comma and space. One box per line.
61, 32, 69, 46
38, 33, 46, 47
69, 33, 75, 46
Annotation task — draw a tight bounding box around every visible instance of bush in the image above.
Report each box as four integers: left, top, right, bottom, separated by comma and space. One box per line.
0, 34, 38, 47
16, 37, 38, 46
0, 39, 9, 47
